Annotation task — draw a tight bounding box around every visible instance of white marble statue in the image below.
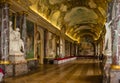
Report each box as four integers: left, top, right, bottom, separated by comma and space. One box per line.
103, 20, 112, 56
9, 21, 24, 55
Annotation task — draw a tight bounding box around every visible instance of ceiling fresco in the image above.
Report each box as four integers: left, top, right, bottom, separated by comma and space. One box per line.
27, 0, 109, 42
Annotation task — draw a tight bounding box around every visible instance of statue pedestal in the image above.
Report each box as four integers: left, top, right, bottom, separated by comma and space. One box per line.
9, 53, 28, 76
110, 68, 120, 83
9, 54, 26, 64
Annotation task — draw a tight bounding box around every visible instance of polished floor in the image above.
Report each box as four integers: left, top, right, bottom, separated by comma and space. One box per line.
4, 59, 103, 83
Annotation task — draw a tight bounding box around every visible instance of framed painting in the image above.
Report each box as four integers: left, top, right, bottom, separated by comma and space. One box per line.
26, 20, 34, 59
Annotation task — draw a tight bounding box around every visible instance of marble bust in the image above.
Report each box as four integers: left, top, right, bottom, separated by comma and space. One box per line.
9, 21, 24, 55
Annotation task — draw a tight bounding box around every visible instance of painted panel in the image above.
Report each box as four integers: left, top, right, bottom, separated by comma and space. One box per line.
0, 8, 2, 60
26, 20, 34, 59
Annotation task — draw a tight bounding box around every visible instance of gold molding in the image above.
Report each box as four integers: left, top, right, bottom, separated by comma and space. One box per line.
111, 65, 120, 70
29, 7, 61, 30
0, 61, 10, 64
27, 58, 37, 61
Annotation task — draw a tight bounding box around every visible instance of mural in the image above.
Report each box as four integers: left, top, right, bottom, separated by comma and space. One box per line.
35, 31, 41, 59
28, 0, 107, 42
65, 40, 70, 56
26, 20, 34, 59
64, 7, 98, 26
79, 38, 94, 56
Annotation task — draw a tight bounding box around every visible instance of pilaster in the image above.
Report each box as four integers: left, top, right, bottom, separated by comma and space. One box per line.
0, 2, 9, 62
21, 12, 27, 57
110, 1, 120, 83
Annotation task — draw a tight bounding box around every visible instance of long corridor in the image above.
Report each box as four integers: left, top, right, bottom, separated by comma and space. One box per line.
4, 59, 103, 83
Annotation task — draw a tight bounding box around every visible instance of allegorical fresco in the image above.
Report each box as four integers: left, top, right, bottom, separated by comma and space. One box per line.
26, 20, 34, 59
28, 0, 107, 42
79, 37, 94, 56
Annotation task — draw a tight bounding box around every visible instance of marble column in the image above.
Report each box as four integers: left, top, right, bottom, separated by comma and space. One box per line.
45, 31, 51, 58
68, 42, 71, 56
21, 12, 27, 57
71, 43, 74, 56
60, 37, 65, 58
75, 42, 78, 56
95, 43, 98, 56
73, 43, 75, 56
70, 42, 72, 56
111, 3, 120, 66
52, 35, 56, 58
110, 2, 120, 83
101, 41, 103, 55
44, 30, 48, 58
74, 42, 76, 56
110, 16, 120, 83
0, 3, 9, 62
98, 43, 100, 56
56, 36, 60, 58
60, 26, 66, 58
65, 40, 67, 57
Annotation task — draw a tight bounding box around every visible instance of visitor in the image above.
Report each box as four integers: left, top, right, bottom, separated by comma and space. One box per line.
0, 68, 4, 82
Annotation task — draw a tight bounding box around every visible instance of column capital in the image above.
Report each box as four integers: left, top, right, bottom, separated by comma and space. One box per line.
21, 11, 28, 16
13, 11, 28, 16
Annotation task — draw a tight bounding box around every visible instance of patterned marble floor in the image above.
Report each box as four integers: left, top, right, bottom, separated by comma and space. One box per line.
4, 59, 103, 83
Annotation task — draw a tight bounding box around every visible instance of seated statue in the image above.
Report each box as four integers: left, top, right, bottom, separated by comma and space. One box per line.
9, 21, 24, 55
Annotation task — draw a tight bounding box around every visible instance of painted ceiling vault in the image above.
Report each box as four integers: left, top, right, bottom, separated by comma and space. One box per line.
26, 0, 109, 42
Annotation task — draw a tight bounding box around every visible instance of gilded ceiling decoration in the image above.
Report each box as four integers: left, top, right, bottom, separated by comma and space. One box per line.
64, 7, 98, 26
22, 0, 109, 42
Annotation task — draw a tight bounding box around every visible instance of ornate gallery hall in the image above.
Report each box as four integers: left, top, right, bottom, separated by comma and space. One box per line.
0, 0, 120, 83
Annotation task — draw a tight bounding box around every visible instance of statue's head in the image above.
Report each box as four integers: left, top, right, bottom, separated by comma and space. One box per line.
16, 28, 20, 31
9, 21, 13, 32
9, 21, 12, 26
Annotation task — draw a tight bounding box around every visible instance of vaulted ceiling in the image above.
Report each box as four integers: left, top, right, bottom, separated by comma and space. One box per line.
23, 0, 110, 42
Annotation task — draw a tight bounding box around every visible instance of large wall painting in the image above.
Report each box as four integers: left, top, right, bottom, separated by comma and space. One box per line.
79, 41, 94, 56
26, 20, 34, 59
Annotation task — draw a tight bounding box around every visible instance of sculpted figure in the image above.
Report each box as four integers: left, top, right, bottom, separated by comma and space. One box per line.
103, 20, 112, 55
9, 21, 24, 55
